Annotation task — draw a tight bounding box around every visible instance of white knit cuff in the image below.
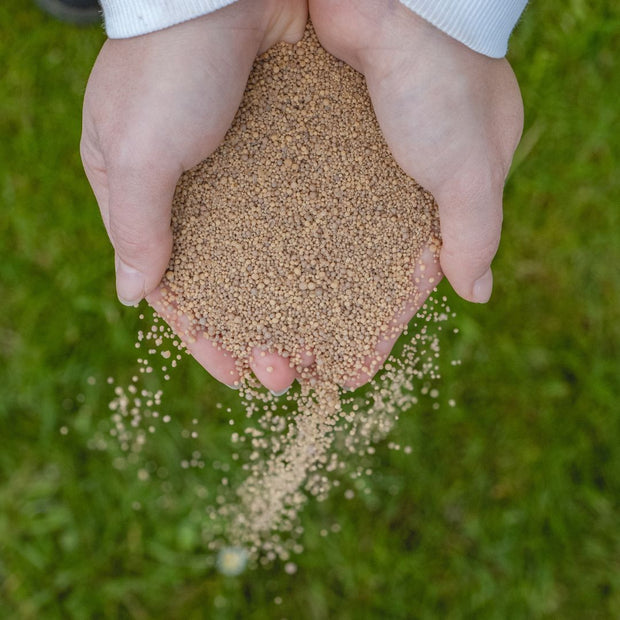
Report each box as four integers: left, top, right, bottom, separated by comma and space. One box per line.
100, 0, 239, 38
398, 0, 528, 57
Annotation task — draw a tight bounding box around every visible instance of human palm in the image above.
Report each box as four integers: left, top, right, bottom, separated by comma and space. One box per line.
82, 0, 307, 389
311, 0, 524, 304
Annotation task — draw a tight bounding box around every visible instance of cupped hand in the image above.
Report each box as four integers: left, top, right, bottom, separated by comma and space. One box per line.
310, 0, 524, 304
81, 0, 307, 390
342, 244, 442, 390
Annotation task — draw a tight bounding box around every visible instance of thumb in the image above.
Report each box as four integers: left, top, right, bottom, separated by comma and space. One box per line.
107, 160, 179, 306
435, 170, 504, 304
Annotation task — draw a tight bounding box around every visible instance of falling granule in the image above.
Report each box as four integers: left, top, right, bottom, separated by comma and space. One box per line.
93, 23, 454, 569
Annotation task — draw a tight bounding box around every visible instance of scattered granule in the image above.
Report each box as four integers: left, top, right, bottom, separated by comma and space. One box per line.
205, 299, 452, 562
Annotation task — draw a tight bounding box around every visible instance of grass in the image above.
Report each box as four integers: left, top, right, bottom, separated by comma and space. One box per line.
1, 0, 619, 618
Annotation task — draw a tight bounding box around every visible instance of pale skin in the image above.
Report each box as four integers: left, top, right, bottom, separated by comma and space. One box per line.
81, 0, 523, 392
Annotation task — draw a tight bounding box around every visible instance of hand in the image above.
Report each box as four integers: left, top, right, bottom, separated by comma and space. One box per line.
81, 0, 307, 389
310, 0, 524, 304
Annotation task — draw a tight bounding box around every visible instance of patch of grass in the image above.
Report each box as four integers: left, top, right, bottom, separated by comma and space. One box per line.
1, 1, 619, 618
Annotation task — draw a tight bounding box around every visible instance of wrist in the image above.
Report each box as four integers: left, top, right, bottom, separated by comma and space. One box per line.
100, 0, 239, 38
310, 0, 466, 75
397, 0, 528, 58
101, 0, 306, 55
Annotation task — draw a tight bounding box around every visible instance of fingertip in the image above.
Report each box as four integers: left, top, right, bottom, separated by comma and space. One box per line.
250, 348, 296, 393
443, 260, 493, 303
436, 173, 502, 304
472, 268, 493, 303
115, 256, 146, 306
440, 243, 495, 303
107, 164, 175, 303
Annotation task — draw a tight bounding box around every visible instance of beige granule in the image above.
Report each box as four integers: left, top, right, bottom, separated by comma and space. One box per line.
155, 23, 441, 559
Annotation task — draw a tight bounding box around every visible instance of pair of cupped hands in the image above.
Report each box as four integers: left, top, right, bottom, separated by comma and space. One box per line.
81, 0, 523, 393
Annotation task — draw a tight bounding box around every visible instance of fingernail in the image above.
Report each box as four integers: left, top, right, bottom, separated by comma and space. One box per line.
116, 258, 145, 306
270, 387, 289, 397
226, 383, 240, 391
473, 269, 493, 303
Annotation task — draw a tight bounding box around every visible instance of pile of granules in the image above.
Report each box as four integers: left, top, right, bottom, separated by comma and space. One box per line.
145, 23, 442, 562
159, 22, 440, 387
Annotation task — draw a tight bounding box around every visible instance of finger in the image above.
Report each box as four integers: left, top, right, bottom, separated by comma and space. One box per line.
81, 136, 113, 238
394, 245, 443, 327
105, 150, 180, 306
343, 244, 442, 390
250, 347, 297, 395
435, 168, 504, 303
188, 334, 241, 389
147, 287, 241, 388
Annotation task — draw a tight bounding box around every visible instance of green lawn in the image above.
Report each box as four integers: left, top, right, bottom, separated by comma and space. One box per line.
1, 1, 619, 618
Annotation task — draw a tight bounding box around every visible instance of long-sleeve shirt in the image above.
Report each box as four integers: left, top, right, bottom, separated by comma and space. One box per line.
99, 0, 528, 58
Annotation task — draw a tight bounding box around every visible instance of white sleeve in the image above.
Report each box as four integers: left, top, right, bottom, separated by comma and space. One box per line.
398, 0, 528, 58
99, 0, 239, 38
